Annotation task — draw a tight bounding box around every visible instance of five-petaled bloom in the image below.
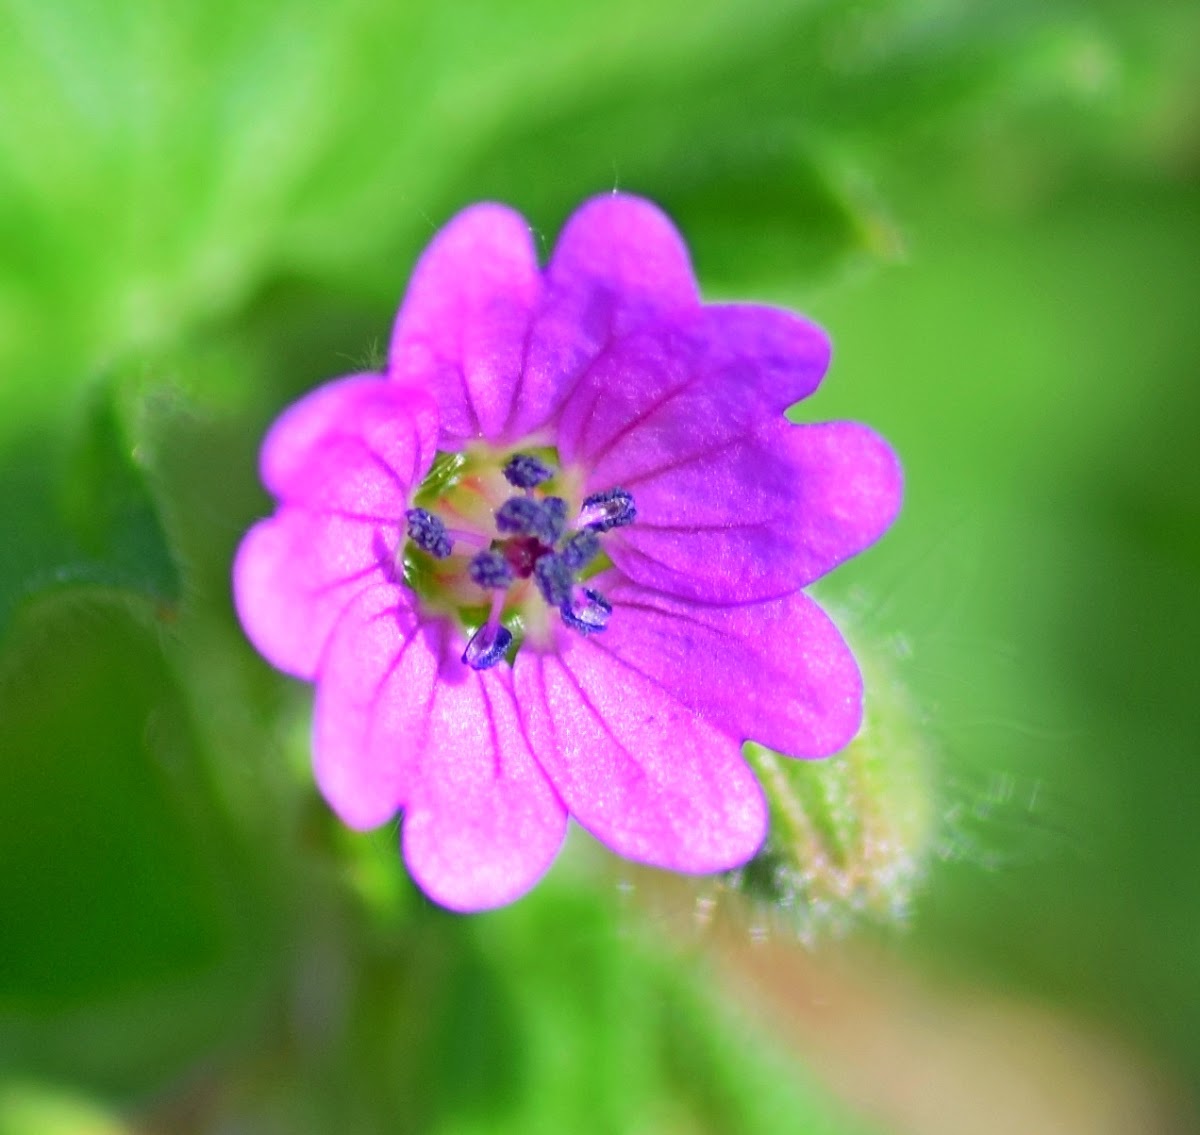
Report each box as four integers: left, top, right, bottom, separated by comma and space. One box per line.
233, 194, 901, 911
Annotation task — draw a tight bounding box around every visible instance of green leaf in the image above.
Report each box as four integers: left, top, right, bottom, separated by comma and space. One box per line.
0, 593, 270, 1093
0, 382, 179, 646
2, 0, 1127, 416
0, 1081, 129, 1135
247, 881, 887, 1135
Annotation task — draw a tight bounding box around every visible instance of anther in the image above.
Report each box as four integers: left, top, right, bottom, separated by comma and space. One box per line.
533, 552, 573, 607
462, 621, 513, 670
495, 496, 544, 537
405, 508, 452, 558
468, 549, 514, 589
503, 452, 554, 489
578, 488, 637, 532
561, 529, 601, 572
540, 496, 568, 543
495, 495, 569, 545
561, 587, 613, 635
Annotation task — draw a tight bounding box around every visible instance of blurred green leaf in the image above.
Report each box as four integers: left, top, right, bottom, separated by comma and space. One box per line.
0, 601, 216, 1007
0, 383, 179, 646
3, 0, 1160, 427
809, 166, 1200, 1090
0, 594, 272, 1093
461, 885, 887, 1135
0, 1081, 129, 1135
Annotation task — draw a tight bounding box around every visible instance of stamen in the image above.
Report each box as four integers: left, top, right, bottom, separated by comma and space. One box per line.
541, 496, 568, 543
503, 452, 553, 489
468, 549, 514, 589
561, 528, 601, 571
462, 592, 511, 671
578, 488, 637, 532
463, 622, 512, 670
561, 587, 613, 635
533, 552, 573, 607
406, 451, 638, 668
495, 496, 544, 537
446, 527, 490, 550
495, 495, 569, 545
405, 508, 452, 558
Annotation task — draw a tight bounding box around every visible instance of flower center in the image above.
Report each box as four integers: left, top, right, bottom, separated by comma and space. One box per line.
401, 448, 636, 671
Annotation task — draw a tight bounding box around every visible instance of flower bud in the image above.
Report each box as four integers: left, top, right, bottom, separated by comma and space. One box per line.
728, 633, 933, 942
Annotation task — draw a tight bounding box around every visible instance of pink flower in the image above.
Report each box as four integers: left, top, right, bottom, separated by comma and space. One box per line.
233, 195, 901, 911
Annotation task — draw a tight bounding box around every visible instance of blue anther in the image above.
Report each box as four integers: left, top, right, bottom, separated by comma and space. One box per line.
405, 507, 452, 558
561, 528, 601, 571
462, 622, 513, 670
561, 587, 613, 635
579, 487, 637, 532
495, 495, 544, 537
468, 549, 514, 589
533, 552, 573, 607
503, 452, 554, 489
495, 494, 569, 545
540, 496, 568, 543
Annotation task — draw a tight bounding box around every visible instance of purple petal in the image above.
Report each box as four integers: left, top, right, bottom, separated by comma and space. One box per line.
577, 384, 901, 603
599, 413, 806, 603
312, 585, 437, 829
544, 193, 698, 327
388, 204, 542, 446
554, 302, 829, 475
687, 303, 831, 413
490, 193, 701, 442
548, 307, 865, 603
313, 589, 567, 908
777, 420, 903, 582
515, 638, 767, 873
592, 572, 862, 759
233, 508, 393, 680
550, 326, 816, 601
402, 622, 568, 911
261, 374, 439, 517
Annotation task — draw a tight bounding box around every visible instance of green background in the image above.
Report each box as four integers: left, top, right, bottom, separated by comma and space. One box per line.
1, 0, 1197, 1131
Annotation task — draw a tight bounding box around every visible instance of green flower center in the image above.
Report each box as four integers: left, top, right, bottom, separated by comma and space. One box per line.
401, 445, 635, 669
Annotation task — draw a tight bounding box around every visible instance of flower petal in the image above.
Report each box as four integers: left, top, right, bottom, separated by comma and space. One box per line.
402, 622, 568, 911
688, 303, 831, 413
499, 194, 701, 441
545, 193, 698, 328
594, 572, 862, 759
233, 508, 392, 680
551, 325, 812, 601
575, 380, 901, 603
313, 589, 567, 908
388, 204, 542, 446
312, 585, 437, 829
554, 301, 828, 476
778, 420, 903, 582
261, 374, 438, 517
515, 637, 767, 873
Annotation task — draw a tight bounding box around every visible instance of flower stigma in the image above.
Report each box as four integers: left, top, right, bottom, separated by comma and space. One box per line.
401, 449, 635, 671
